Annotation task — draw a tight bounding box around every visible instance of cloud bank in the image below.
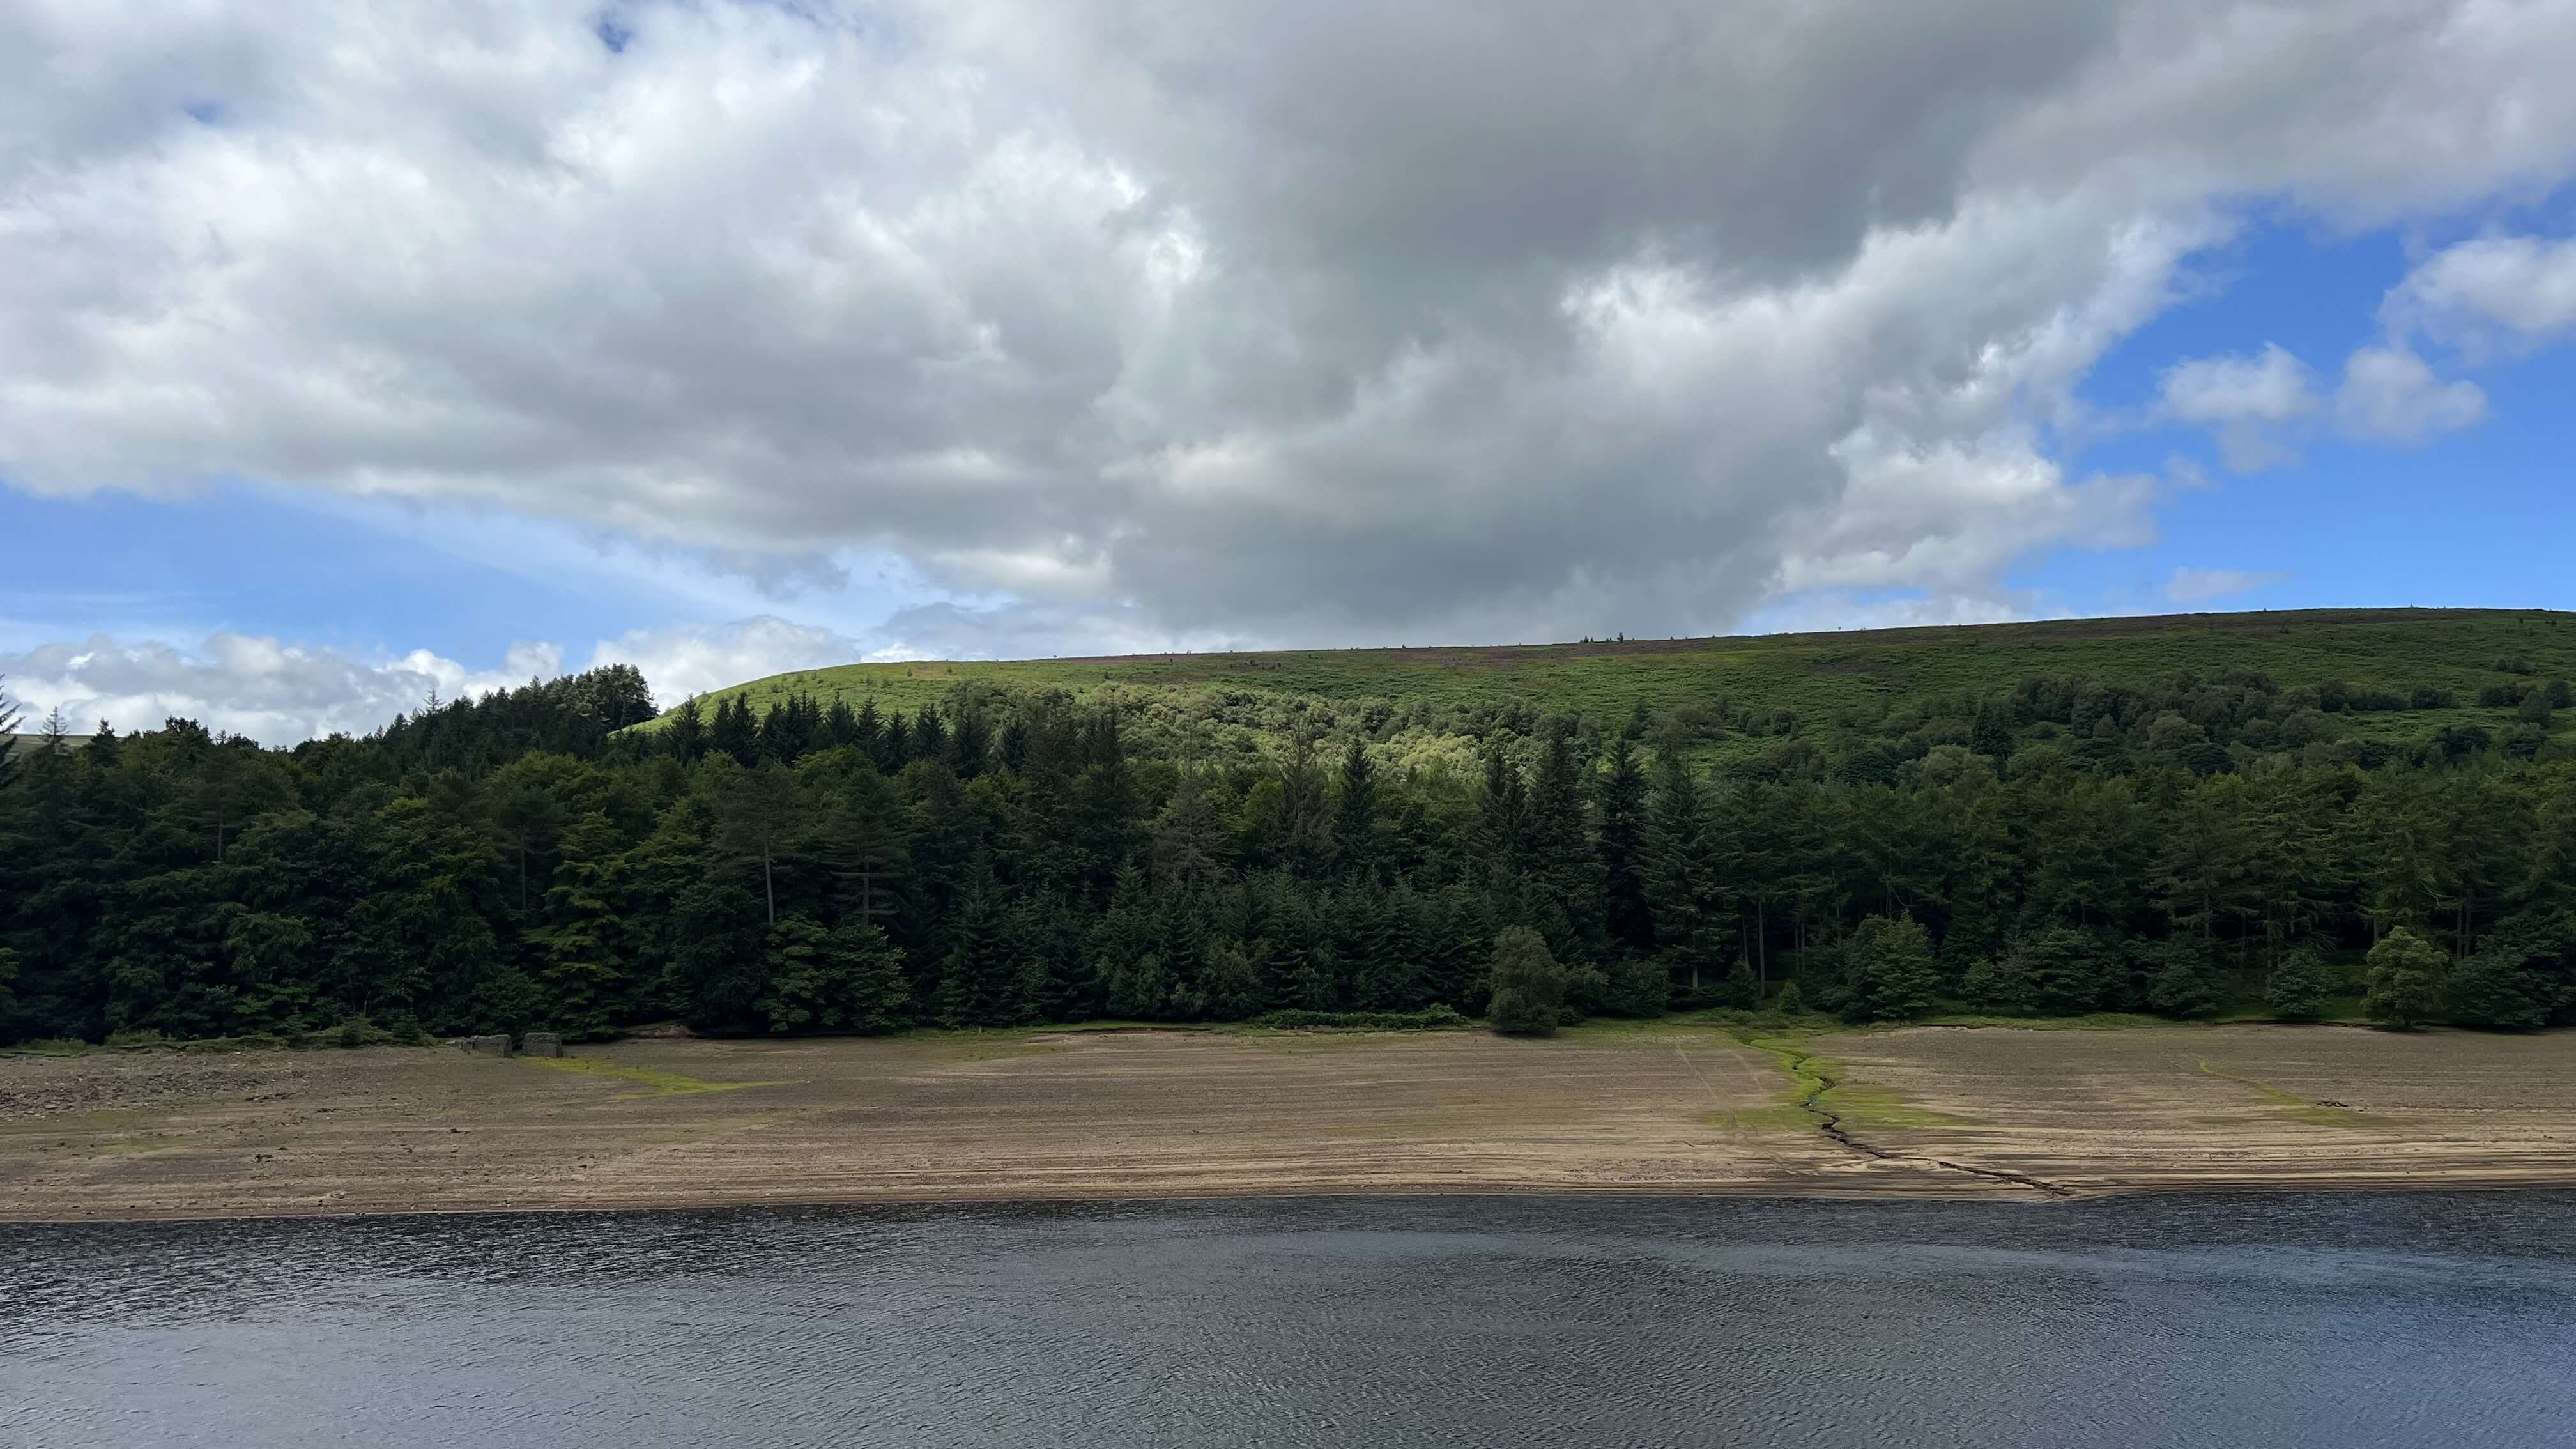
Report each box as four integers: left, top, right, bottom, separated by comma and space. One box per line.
7, 1, 2576, 737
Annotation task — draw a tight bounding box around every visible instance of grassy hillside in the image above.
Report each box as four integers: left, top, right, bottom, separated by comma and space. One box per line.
652, 608, 2576, 773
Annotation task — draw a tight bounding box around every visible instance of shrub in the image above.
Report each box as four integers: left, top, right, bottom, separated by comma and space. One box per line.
2263, 949, 2336, 1021
1600, 955, 1672, 1018
2008, 926, 2126, 1015
1960, 957, 2036, 1015
2136, 939, 2222, 1018
1487, 927, 1572, 1035
1713, 958, 1760, 1010
1840, 914, 1941, 1022
2363, 928, 2446, 1029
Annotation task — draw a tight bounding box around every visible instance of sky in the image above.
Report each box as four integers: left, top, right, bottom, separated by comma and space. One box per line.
4, 1, 2576, 742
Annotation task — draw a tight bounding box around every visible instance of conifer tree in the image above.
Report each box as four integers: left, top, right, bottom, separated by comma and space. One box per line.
853, 697, 884, 763
1476, 737, 1529, 877
1151, 769, 1229, 889
1642, 744, 1717, 990
1333, 737, 1381, 882
710, 760, 808, 926
912, 705, 947, 763
710, 694, 759, 763
823, 696, 859, 751
0, 675, 20, 792
1596, 735, 1652, 956
1525, 723, 1601, 951
668, 696, 708, 762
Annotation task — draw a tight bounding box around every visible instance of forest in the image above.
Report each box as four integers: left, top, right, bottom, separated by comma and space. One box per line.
3, 632, 2574, 1047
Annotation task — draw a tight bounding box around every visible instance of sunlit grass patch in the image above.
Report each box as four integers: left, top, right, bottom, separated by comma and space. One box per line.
1737, 1034, 1979, 1129
2196, 1059, 2388, 1129
522, 1055, 792, 1099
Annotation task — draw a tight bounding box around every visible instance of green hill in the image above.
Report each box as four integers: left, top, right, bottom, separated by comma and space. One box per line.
657, 608, 2576, 774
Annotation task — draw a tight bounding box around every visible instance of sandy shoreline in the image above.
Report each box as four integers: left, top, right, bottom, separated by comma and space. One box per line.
6, 1023, 2575, 1223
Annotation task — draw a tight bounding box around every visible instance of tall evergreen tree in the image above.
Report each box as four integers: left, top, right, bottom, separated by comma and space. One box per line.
1333, 737, 1381, 882
667, 696, 709, 763
1596, 735, 1652, 956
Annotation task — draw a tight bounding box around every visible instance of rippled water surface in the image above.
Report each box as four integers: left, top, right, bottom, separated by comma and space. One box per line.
6, 1193, 2575, 1447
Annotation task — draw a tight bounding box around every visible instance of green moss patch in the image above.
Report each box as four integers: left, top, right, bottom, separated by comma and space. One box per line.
522, 1055, 792, 1099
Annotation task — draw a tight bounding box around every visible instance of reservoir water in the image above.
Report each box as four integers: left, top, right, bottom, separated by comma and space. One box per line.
5, 1193, 2573, 1447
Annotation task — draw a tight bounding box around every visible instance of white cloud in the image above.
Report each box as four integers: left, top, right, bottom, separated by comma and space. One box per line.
0, 635, 565, 745
2382, 231, 2576, 358
2164, 565, 2285, 604
586, 617, 866, 706
2334, 344, 2488, 444
3, 0, 2576, 664
2158, 344, 2317, 424
2156, 342, 2317, 471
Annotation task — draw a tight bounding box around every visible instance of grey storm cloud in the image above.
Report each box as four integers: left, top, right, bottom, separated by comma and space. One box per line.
6, 0, 2576, 656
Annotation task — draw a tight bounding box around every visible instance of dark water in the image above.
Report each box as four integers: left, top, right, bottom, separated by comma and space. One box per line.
6, 1194, 2575, 1448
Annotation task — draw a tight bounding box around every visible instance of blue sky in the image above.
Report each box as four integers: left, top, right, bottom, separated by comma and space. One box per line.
5, 2, 2576, 739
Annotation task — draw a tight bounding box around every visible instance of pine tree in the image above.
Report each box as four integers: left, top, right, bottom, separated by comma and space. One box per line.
1151, 769, 1229, 889
710, 694, 759, 764
947, 706, 992, 779
853, 697, 885, 763
937, 864, 1011, 1027
912, 706, 947, 763
0, 675, 22, 790
1525, 723, 1601, 951
1276, 731, 1331, 877
710, 760, 808, 926
526, 811, 624, 1036
815, 767, 910, 931
879, 709, 910, 771
667, 696, 708, 762
1643, 744, 1718, 990
1333, 737, 1381, 883
1476, 737, 1529, 877
1595, 735, 1652, 956
820, 696, 857, 751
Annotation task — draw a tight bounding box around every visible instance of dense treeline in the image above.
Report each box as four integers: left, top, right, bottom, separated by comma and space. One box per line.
3, 654, 2574, 1048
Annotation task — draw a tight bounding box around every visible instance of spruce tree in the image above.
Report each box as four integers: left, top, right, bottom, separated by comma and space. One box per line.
667, 696, 708, 763
1642, 744, 1715, 989
1333, 737, 1381, 882
912, 706, 947, 763
1476, 737, 1528, 877
822, 696, 859, 751
853, 697, 885, 763
1525, 723, 1600, 951
1595, 735, 1652, 956
0, 675, 26, 790
710, 694, 759, 763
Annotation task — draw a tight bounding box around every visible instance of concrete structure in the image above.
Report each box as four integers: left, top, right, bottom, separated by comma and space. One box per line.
461, 1034, 512, 1057
520, 1032, 564, 1057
